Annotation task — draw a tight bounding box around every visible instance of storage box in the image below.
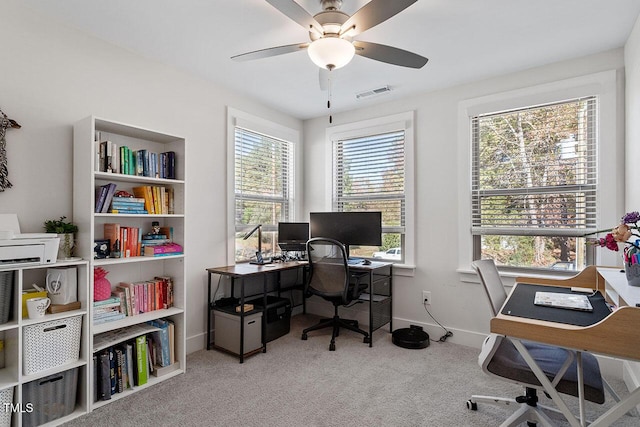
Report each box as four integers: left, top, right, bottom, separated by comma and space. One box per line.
22, 367, 78, 427
0, 386, 13, 427
23, 315, 82, 375
0, 271, 13, 324
213, 309, 262, 355
247, 295, 291, 342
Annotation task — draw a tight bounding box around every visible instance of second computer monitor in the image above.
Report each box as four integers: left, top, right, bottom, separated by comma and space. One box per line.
309, 211, 382, 247
278, 222, 309, 252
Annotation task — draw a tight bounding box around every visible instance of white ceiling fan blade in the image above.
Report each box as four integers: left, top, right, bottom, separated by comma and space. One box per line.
353, 40, 428, 69
266, 0, 323, 35
341, 0, 418, 37
231, 42, 309, 61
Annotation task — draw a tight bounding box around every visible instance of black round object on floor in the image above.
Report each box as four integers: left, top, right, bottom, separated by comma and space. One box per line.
392, 325, 430, 349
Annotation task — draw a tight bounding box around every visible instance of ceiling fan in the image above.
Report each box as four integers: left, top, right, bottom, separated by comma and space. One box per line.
232, 0, 428, 71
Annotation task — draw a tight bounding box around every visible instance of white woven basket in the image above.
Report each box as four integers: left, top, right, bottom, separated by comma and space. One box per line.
23, 315, 82, 375
0, 386, 13, 427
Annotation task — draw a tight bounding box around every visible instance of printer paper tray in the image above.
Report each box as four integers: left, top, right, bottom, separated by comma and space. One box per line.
0, 244, 45, 267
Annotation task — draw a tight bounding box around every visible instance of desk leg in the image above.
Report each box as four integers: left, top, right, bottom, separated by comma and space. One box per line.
368, 270, 373, 348
207, 272, 212, 350
238, 277, 244, 364
512, 340, 582, 427
590, 385, 640, 426
262, 274, 268, 353
577, 352, 585, 427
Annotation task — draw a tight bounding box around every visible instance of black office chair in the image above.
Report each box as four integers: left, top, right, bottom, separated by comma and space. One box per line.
301, 238, 370, 351
467, 259, 605, 427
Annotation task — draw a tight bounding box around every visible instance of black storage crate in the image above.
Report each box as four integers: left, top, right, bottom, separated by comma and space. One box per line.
22, 367, 78, 427
247, 295, 291, 342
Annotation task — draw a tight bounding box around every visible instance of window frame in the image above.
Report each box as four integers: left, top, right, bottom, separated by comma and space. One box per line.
457, 71, 622, 276
227, 108, 301, 264
325, 111, 415, 267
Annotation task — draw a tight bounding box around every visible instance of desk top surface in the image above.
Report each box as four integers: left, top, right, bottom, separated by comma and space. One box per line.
491, 281, 640, 361
207, 260, 392, 277
207, 261, 306, 277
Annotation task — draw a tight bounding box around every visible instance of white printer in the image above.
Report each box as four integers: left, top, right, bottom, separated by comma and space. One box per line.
0, 214, 60, 267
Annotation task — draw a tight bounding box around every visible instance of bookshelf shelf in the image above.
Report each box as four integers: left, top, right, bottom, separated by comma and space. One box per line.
74, 116, 186, 416
93, 254, 185, 267
93, 307, 184, 336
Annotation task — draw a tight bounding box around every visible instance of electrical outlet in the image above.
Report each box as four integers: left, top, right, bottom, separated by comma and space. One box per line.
422, 291, 431, 305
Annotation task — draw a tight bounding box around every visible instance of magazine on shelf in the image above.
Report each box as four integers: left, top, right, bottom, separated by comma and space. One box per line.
533, 291, 593, 312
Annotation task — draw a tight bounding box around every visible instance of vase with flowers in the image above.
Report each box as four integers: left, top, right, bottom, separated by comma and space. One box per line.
589, 211, 640, 286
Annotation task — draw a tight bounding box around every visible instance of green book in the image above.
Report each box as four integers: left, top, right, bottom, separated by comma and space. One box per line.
135, 335, 148, 386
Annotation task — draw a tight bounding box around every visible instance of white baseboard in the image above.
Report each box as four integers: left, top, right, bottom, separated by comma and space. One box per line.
187, 333, 206, 354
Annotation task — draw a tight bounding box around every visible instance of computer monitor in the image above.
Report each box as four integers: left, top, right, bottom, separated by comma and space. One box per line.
309, 211, 382, 258
277, 222, 309, 252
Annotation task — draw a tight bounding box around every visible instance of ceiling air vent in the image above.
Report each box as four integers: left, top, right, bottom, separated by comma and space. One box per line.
356, 85, 391, 99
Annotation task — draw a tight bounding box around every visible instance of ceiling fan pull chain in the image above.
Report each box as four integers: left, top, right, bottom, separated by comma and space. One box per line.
328, 72, 332, 124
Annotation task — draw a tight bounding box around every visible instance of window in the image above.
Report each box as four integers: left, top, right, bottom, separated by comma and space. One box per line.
328, 112, 414, 264
227, 108, 299, 263
471, 97, 597, 270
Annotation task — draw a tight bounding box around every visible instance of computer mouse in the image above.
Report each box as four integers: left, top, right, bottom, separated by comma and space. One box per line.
363, 259, 371, 265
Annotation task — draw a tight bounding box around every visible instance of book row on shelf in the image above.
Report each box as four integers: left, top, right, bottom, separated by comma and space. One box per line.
93, 319, 176, 402
96, 139, 176, 179
94, 223, 182, 259
93, 276, 175, 325
95, 182, 175, 215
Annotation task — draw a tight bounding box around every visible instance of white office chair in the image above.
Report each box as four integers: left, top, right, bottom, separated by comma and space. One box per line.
467, 259, 606, 427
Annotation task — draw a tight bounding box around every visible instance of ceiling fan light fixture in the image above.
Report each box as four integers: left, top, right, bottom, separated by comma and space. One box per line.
307, 37, 355, 71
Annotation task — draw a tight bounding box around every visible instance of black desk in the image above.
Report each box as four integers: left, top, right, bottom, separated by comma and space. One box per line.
206, 261, 306, 363
206, 260, 393, 361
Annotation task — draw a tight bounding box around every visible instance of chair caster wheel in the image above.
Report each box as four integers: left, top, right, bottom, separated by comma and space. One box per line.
466, 400, 477, 411
329, 343, 336, 351
363, 336, 370, 344
301, 333, 307, 340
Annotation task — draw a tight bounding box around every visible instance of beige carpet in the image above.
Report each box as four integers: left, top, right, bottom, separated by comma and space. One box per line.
64, 314, 638, 426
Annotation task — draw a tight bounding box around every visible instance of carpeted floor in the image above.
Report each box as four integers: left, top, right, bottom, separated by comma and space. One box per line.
63, 314, 638, 426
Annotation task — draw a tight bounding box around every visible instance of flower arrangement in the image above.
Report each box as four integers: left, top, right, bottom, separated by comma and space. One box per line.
590, 211, 640, 258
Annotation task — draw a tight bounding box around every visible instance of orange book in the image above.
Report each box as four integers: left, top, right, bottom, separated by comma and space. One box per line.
103, 223, 121, 257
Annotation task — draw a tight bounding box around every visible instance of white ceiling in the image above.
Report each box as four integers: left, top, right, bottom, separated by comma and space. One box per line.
21, 0, 640, 120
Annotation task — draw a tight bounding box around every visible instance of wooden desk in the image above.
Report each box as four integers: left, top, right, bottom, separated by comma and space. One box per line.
491, 266, 640, 426
206, 261, 306, 363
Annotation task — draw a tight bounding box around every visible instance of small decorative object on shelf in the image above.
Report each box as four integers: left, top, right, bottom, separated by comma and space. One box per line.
587, 211, 640, 286
44, 216, 79, 259
94, 267, 112, 301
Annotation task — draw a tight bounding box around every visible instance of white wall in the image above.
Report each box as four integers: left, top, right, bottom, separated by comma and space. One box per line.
303, 49, 626, 347
0, 0, 302, 353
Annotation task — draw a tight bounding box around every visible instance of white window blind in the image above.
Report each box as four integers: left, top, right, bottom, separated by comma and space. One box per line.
333, 130, 405, 233
235, 126, 293, 230
471, 96, 597, 237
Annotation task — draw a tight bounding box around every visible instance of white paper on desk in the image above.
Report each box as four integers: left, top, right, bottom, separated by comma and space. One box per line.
534, 292, 593, 312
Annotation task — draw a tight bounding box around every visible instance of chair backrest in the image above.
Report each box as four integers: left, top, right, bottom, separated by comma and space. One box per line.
471, 259, 508, 317
306, 238, 350, 303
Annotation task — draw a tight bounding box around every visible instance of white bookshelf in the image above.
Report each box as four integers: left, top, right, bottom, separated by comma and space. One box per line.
0, 260, 89, 426
73, 116, 186, 414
